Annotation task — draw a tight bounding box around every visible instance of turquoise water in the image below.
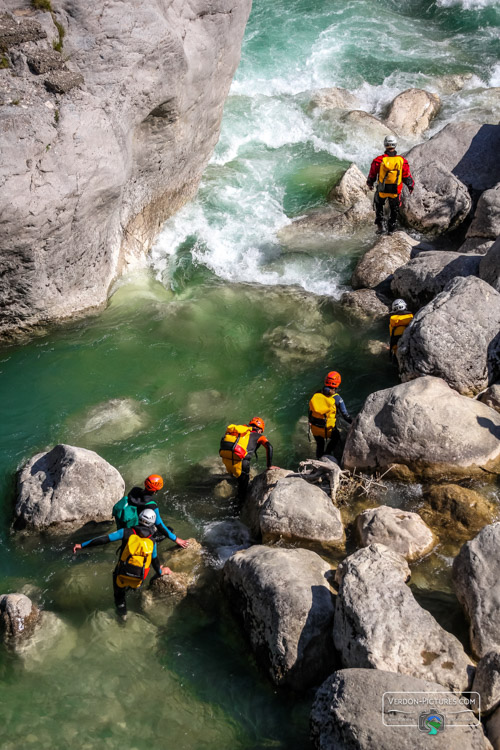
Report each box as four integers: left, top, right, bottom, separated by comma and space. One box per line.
1, 1, 499, 747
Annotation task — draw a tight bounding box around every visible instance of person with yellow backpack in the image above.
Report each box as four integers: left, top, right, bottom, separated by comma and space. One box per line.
219, 417, 276, 499
308, 371, 352, 459
366, 135, 414, 235
72, 508, 171, 621
389, 298, 414, 361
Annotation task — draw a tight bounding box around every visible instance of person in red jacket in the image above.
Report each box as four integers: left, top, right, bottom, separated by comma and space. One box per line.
366, 135, 414, 235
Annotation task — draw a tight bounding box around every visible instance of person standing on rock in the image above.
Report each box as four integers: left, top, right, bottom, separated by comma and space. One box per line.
112, 474, 189, 549
389, 298, 414, 361
366, 135, 414, 235
308, 371, 352, 459
219, 417, 276, 499
73, 508, 171, 621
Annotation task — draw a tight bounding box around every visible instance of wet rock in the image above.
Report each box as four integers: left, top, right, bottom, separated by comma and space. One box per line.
18, 611, 77, 669
340, 109, 396, 142
467, 185, 500, 242
277, 200, 372, 251
0, 594, 41, 648
327, 163, 368, 206
433, 73, 474, 94
334, 544, 474, 691
356, 505, 435, 562
385, 88, 441, 136
343, 376, 500, 480
223, 545, 336, 689
15, 443, 124, 530
241, 468, 291, 536
473, 651, 500, 716
351, 231, 417, 293
478, 384, 500, 415
148, 570, 192, 605
43, 69, 84, 94
0, 13, 46, 47
453, 522, 500, 658
311, 668, 488, 750
340, 288, 391, 321
263, 326, 330, 366
203, 519, 253, 566
212, 480, 234, 500
259, 477, 345, 550
391, 250, 481, 309
309, 87, 361, 111
419, 484, 495, 544
397, 276, 500, 396
480, 238, 500, 293
365, 339, 387, 355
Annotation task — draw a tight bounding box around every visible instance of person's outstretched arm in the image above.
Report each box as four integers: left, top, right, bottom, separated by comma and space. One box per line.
154, 508, 189, 549
73, 528, 125, 554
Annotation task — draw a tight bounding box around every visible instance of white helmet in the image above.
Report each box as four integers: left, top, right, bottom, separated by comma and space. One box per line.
392, 298, 408, 312
384, 135, 397, 149
139, 508, 156, 526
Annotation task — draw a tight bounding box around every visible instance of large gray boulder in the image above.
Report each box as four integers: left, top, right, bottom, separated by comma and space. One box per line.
356, 505, 435, 562
0, 0, 251, 340
467, 185, 500, 242
0, 593, 41, 649
480, 238, 500, 293
472, 651, 500, 716
340, 288, 391, 321
334, 544, 474, 691
453, 522, 500, 659
351, 232, 417, 293
15, 443, 125, 530
223, 546, 336, 690
343, 376, 500, 480
240, 468, 291, 537
397, 276, 500, 396
385, 88, 441, 136
401, 122, 500, 235
311, 669, 488, 750
259, 477, 345, 550
328, 163, 369, 207
391, 251, 481, 309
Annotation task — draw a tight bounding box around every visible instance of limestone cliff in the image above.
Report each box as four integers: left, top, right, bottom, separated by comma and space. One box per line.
0, 0, 252, 339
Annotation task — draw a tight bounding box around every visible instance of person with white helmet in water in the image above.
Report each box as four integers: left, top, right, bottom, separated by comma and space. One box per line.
388, 298, 414, 361
366, 135, 415, 235
73, 508, 172, 621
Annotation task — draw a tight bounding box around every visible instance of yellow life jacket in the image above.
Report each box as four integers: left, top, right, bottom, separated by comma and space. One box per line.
377, 155, 404, 198
115, 531, 154, 589
389, 312, 414, 353
308, 392, 337, 438
219, 424, 253, 478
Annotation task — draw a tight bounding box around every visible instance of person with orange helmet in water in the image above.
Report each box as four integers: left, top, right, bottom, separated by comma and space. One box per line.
219, 417, 276, 499
308, 371, 352, 459
112, 474, 189, 549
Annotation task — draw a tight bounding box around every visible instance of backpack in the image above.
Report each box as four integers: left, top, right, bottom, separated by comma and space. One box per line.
219, 424, 253, 478
308, 392, 337, 438
377, 155, 404, 197
115, 530, 154, 589
112, 495, 156, 529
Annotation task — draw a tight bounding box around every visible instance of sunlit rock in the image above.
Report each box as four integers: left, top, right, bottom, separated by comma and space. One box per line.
340, 109, 396, 142
341, 288, 391, 321
385, 88, 440, 136
16, 444, 124, 531
203, 519, 253, 567
327, 163, 369, 207
0, 593, 41, 649
467, 186, 500, 242
351, 231, 417, 293
334, 544, 474, 691
308, 86, 361, 111
241, 468, 291, 536
479, 238, 500, 293
478, 384, 500, 415
419, 484, 496, 545
356, 505, 435, 562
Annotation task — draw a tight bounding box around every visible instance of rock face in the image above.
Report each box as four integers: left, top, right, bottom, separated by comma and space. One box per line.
467, 185, 500, 242
351, 232, 417, 293
15, 443, 125, 530
240, 468, 291, 536
401, 122, 500, 235
334, 544, 474, 691
259, 477, 345, 549
453, 522, 500, 659
223, 546, 336, 689
385, 88, 441, 136
343, 376, 500, 480
391, 251, 481, 309
328, 163, 368, 206
0, 0, 251, 339
340, 288, 391, 320
419, 484, 495, 544
311, 669, 488, 750
397, 277, 500, 396
480, 238, 500, 293
0, 593, 41, 648
473, 651, 500, 716
356, 505, 435, 561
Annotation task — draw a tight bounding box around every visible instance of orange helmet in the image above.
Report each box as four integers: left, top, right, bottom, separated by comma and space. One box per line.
325, 371, 341, 388
144, 474, 163, 492
249, 417, 265, 431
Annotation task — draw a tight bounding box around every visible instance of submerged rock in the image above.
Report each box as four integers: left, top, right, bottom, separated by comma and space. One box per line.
356, 505, 435, 562
223, 545, 336, 689
15, 444, 124, 531
334, 544, 474, 691
311, 669, 488, 750
343, 376, 500, 480
340, 288, 391, 321
309, 87, 361, 111
263, 326, 331, 366
419, 484, 495, 544
340, 110, 396, 142
277, 200, 373, 251
71, 398, 149, 445
0, 593, 41, 649
385, 88, 441, 136
453, 522, 500, 659
351, 231, 417, 293
397, 276, 500, 396
259, 477, 345, 550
